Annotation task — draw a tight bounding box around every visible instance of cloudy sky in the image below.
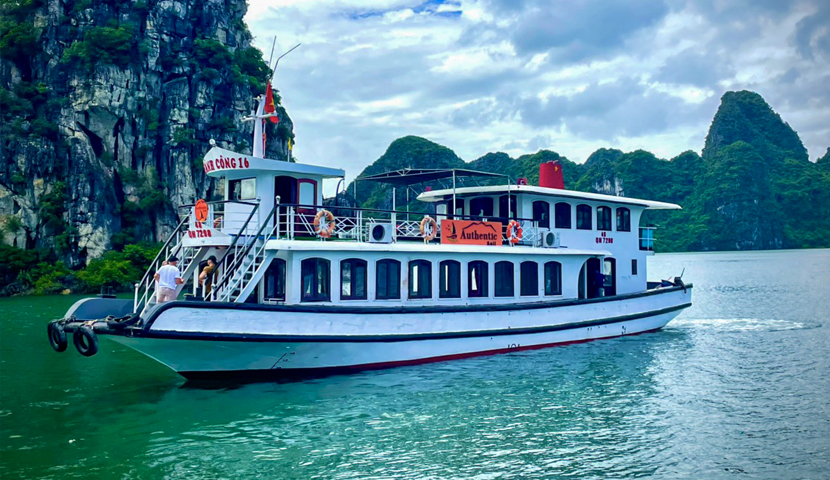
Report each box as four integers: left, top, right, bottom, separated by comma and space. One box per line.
246, 0, 829, 185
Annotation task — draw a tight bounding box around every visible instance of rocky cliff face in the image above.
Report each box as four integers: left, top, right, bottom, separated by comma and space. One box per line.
0, 0, 293, 265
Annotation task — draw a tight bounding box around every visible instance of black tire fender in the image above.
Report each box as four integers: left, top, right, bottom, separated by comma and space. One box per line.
48, 321, 68, 353
73, 325, 99, 357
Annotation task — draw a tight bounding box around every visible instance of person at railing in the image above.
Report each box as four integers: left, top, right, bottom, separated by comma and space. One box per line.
199, 256, 218, 298
154, 256, 184, 303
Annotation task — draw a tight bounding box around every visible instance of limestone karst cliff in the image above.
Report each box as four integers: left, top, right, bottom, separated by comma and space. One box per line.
0, 0, 293, 265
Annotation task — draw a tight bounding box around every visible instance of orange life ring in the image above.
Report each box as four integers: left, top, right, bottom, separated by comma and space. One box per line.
507, 220, 523, 244
420, 216, 437, 242
313, 209, 335, 238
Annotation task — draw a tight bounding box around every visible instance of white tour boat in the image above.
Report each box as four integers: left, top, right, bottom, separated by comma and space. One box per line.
48, 80, 692, 380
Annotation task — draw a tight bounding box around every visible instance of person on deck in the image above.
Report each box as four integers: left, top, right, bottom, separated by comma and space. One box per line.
199, 255, 217, 298
593, 268, 606, 298
154, 256, 183, 303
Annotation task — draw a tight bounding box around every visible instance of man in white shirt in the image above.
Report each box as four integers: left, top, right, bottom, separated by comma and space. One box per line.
154, 256, 184, 303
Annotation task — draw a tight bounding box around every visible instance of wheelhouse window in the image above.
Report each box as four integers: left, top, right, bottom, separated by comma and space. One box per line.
298, 179, 317, 206
229, 178, 256, 200
409, 260, 432, 299
597, 206, 612, 231
468, 261, 489, 298
554, 202, 572, 229
340, 258, 367, 300
532, 201, 550, 229
264, 258, 286, 301
439, 260, 461, 299
301, 258, 330, 302
544, 261, 562, 296
494, 261, 514, 297
498, 195, 517, 219
520, 261, 539, 296
470, 197, 494, 218
576, 204, 592, 230
616, 207, 631, 232
376, 259, 401, 300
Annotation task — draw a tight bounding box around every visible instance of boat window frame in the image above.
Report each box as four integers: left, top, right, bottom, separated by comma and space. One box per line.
544, 261, 562, 296
468, 260, 489, 298
375, 259, 401, 300
340, 258, 368, 301
554, 202, 572, 229
439, 260, 461, 299
520, 261, 539, 297
263, 258, 286, 301
300, 257, 330, 302
494, 260, 514, 297
597, 205, 612, 231
616, 207, 631, 232
532, 201, 550, 229
228, 177, 257, 201
408, 259, 433, 300
469, 197, 494, 218
576, 204, 592, 230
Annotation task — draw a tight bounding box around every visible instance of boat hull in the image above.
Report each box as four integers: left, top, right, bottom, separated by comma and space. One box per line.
107, 286, 691, 378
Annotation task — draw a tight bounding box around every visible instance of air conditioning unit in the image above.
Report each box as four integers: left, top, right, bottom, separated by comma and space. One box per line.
368, 223, 394, 243
539, 229, 560, 248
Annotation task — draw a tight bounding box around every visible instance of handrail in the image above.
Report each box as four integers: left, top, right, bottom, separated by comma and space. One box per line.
136, 215, 188, 288
209, 203, 261, 286
211, 201, 280, 298
286, 202, 537, 224
177, 199, 260, 209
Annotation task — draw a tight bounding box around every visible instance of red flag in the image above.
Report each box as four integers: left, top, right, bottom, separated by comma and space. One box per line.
264, 82, 279, 123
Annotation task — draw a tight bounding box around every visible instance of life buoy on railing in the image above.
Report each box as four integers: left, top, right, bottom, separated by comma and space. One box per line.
420, 216, 437, 242
314, 209, 335, 238
507, 220, 523, 244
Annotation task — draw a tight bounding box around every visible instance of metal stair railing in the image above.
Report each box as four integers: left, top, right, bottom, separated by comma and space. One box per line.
204, 203, 260, 291
133, 215, 189, 314
209, 202, 276, 302
225, 210, 287, 303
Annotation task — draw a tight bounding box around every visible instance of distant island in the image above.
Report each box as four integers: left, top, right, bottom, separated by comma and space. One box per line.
1, 0, 828, 296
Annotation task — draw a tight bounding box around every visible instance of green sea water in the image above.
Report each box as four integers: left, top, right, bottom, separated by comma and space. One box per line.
1, 250, 829, 479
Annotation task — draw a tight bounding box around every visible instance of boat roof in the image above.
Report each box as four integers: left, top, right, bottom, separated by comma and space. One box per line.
417, 185, 681, 210
356, 168, 506, 186
265, 239, 612, 256
203, 147, 344, 180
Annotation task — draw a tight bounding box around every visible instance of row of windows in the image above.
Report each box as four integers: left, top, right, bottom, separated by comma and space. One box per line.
533, 202, 631, 232
290, 258, 564, 303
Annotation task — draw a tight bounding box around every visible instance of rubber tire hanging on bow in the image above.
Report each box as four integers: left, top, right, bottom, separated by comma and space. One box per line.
48, 321, 68, 353
73, 325, 99, 357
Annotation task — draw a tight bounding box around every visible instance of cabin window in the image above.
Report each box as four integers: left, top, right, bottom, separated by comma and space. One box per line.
229, 178, 256, 200
341, 258, 367, 300
450, 199, 465, 218
409, 260, 432, 299
544, 261, 562, 295
616, 207, 631, 232
470, 197, 494, 218
468, 261, 489, 298
494, 261, 514, 297
520, 261, 539, 296
264, 258, 286, 301
532, 201, 550, 229
376, 259, 401, 300
498, 195, 517, 219
439, 260, 461, 298
301, 258, 330, 302
576, 204, 592, 230
631, 259, 638, 276
554, 202, 572, 229
298, 179, 316, 206
597, 206, 612, 231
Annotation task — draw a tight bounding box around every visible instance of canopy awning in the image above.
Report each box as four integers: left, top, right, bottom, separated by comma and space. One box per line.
356, 168, 507, 186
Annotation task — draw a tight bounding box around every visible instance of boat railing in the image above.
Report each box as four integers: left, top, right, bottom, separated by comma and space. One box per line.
133, 215, 189, 314
205, 202, 263, 300
272, 203, 542, 247
177, 199, 260, 235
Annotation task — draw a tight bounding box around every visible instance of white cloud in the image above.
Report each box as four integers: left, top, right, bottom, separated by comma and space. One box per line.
245, 0, 830, 191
